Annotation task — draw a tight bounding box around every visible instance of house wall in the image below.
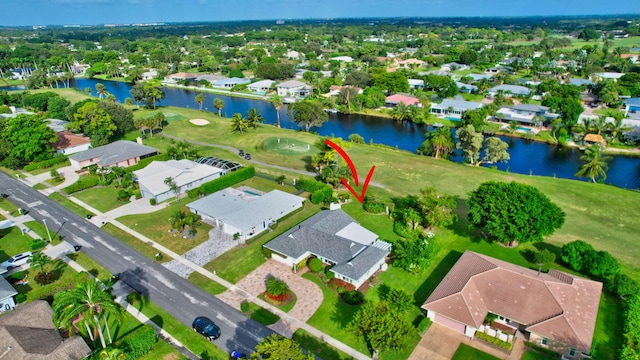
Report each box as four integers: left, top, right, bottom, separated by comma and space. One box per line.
529, 332, 584, 359
0, 297, 16, 313
57, 143, 91, 156
350, 256, 387, 289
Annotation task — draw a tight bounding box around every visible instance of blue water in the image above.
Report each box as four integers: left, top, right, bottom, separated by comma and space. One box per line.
445, 116, 461, 121
517, 127, 533, 133
67, 78, 640, 190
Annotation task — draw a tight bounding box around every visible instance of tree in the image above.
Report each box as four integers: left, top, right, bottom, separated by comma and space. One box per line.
250, 334, 313, 360
142, 83, 165, 109
386, 289, 413, 311
467, 181, 565, 246
344, 70, 372, 88
417, 127, 455, 159
288, 100, 328, 132
349, 301, 414, 355
561, 240, 595, 272
575, 145, 611, 183
130, 83, 145, 108
533, 249, 556, 268
98, 101, 135, 136
459, 49, 478, 65
579, 28, 601, 41
479, 137, 510, 166
95, 83, 107, 99
213, 98, 224, 116
390, 103, 416, 122
394, 236, 438, 274
456, 124, 484, 165
1, 114, 57, 167
271, 95, 283, 128
53, 278, 122, 349
230, 113, 250, 134
72, 102, 116, 146
246, 108, 264, 130
195, 93, 205, 111
31, 252, 52, 274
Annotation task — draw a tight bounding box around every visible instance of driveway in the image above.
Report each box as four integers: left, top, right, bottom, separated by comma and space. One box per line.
217, 260, 323, 337
409, 322, 526, 360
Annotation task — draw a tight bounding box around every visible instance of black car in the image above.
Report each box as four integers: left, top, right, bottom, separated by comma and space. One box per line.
238, 149, 244, 156
192, 316, 221, 340
244, 153, 251, 160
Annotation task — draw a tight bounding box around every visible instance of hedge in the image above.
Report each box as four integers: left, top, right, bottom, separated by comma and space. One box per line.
23, 156, 69, 172
474, 331, 513, 351
307, 257, 323, 273
121, 324, 157, 359
124, 153, 171, 173
63, 175, 99, 194
200, 166, 255, 195
29, 239, 47, 251
621, 294, 640, 360
417, 317, 432, 334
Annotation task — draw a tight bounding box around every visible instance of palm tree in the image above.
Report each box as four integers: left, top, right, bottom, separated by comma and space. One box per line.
608, 115, 631, 144
271, 95, 283, 128
246, 108, 264, 130
97, 347, 127, 360
195, 93, 205, 111
390, 103, 412, 122
53, 279, 122, 349
168, 209, 186, 231
230, 113, 250, 134
96, 83, 107, 99
31, 252, 52, 275
213, 98, 224, 116
508, 121, 519, 134
575, 145, 612, 183
429, 127, 455, 159
164, 177, 179, 202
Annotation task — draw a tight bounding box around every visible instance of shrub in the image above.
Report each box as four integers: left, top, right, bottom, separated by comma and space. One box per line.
337, 286, 346, 294
261, 247, 273, 259
611, 274, 640, 299
342, 290, 364, 305
149, 198, 156, 205
121, 324, 157, 359
325, 268, 335, 281
23, 156, 69, 172
63, 176, 99, 194
117, 189, 129, 201
6, 271, 26, 283
29, 239, 47, 250
349, 133, 365, 144
417, 317, 431, 334
307, 257, 323, 273
15, 294, 26, 303
621, 294, 640, 360
240, 301, 250, 313
387, 288, 413, 311
363, 195, 385, 214
475, 331, 513, 351
200, 166, 255, 195
34, 271, 55, 285
187, 188, 199, 198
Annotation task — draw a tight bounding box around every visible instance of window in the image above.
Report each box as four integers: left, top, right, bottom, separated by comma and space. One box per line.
569, 348, 576, 357
541, 338, 548, 346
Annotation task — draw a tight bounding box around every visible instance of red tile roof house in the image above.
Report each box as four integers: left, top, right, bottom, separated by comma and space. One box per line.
422, 251, 602, 360
384, 94, 421, 108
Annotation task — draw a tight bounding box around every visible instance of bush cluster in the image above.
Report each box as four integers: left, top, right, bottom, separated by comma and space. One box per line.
307, 257, 323, 273
23, 156, 69, 172
34, 271, 55, 285
125, 153, 171, 173
121, 324, 157, 359
417, 317, 432, 334
63, 176, 99, 194
342, 290, 364, 305
199, 166, 255, 195
29, 272, 89, 302
29, 239, 47, 251
363, 196, 385, 214
621, 294, 640, 360
296, 178, 333, 204
474, 331, 513, 351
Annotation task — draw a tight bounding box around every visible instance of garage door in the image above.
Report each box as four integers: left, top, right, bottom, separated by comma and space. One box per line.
434, 314, 466, 334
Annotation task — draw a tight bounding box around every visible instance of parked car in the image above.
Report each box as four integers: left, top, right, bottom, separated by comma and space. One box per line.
244, 153, 251, 160
1, 251, 33, 270
238, 149, 244, 157
192, 316, 221, 340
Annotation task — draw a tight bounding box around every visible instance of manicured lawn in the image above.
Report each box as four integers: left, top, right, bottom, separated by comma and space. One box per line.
28, 88, 92, 103
102, 223, 171, 264
0, 226, 33, 261
187, 271, 227, 296
9, 259, 82, 302
243, 302, 280, 326
593, 293, 624, 359
117, 202, 212, 255
49, 192, 95, 218
292, 328, 355, 360
23, 220, 62, 245
27, 159, 71, 175
205, 201, 321, 283
74, 185, 130, 213
67, 252, 112, 282
127, 296, 228, 360
521, 350, 556, 360
0, 197, 20, 216
451, 343, 500, 360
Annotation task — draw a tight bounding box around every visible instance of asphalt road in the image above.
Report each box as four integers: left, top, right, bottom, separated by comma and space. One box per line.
0, 171, 273, 357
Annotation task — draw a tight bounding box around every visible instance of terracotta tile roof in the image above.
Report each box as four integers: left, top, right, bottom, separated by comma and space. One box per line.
422, 251, 602, 352
53, 132, 91, 151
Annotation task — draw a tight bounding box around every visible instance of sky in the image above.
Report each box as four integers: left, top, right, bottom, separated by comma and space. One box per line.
4, 0, 640, 27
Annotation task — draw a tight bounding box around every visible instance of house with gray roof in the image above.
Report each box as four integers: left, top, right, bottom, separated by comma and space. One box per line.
430, 99, 484, 119
624, 97, 640, 117
134, 159, 225, 203
455, 82, 477, 94
496, 104, 559, 125
211, 77, 251, 89
0, 277, 17, 313
276, 80, 312, 98
0, 300, 91, 360
69, 140, 158, 170
247, 79, 276, 93
264, 209, 392, 289
187, 188, 305, 241
488, 84, 531, 97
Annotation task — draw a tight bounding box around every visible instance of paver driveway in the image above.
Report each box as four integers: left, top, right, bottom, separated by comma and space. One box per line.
217, 260, 323, 337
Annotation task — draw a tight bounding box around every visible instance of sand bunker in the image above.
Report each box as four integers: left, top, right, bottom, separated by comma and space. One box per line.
189, 118, 210, 126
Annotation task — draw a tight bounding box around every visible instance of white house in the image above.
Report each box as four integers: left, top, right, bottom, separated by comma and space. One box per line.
408, 79, 425, 89
141, 70, 158, 80
187, 188, 305, 241
0, 277, 18, 313
264, 209, 391, 289
276, 80, 312, 98
329, 56, 354, 63
431, 99, 484, 119
133, 159, 225, 203
247, 79, 275, 93
211, 77, 251, 89
488, 84, 532, 97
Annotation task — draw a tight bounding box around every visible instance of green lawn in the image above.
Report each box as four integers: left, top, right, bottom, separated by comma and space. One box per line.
73, 186, 130, 213
451, 343, 500, 360
28, 88, 91, 103
101, 223, 171, 264
117, 202, 212, 255
205, 201, 321, 283
187, 271, 227, 296
0, 226, 34, 261
27, 159, 71, 176
67, 252, 112, 282
243, 302, 280, 326
521, 350, 556, 360
127, 296, 228, 360
49, 192, 95, 218
0, 197, 20, 216
593, 293, 624, 359
23, 220, 62, 245
292, 328, 355, 360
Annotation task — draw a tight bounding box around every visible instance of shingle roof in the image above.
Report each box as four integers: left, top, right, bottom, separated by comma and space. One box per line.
422, 251, 602, 352
277, 80, 309, 88
0, 300, 91, 360
511, 104, 548, 113
0, 277, 17, 300
489, 84, 531, 95
69, 140, 158, 167
433, 99, 484, 111
265, 209, 390, 282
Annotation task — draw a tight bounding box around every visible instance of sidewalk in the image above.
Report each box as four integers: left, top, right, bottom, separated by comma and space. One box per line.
20, 177, 372, 360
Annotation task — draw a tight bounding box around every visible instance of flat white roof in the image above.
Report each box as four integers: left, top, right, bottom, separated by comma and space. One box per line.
134, 160, 223, 195
336, 222, 378, 245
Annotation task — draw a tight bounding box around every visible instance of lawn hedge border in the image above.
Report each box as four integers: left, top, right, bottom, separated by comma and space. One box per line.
474, 331, 513, 351
23, 156, 69, 172
188, 166, 255, 197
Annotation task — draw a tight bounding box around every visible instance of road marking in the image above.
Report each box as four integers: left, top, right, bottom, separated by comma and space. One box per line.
27, 200, 43, 207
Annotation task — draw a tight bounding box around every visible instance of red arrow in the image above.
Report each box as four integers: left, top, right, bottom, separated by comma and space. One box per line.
325, 138, 376, 203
